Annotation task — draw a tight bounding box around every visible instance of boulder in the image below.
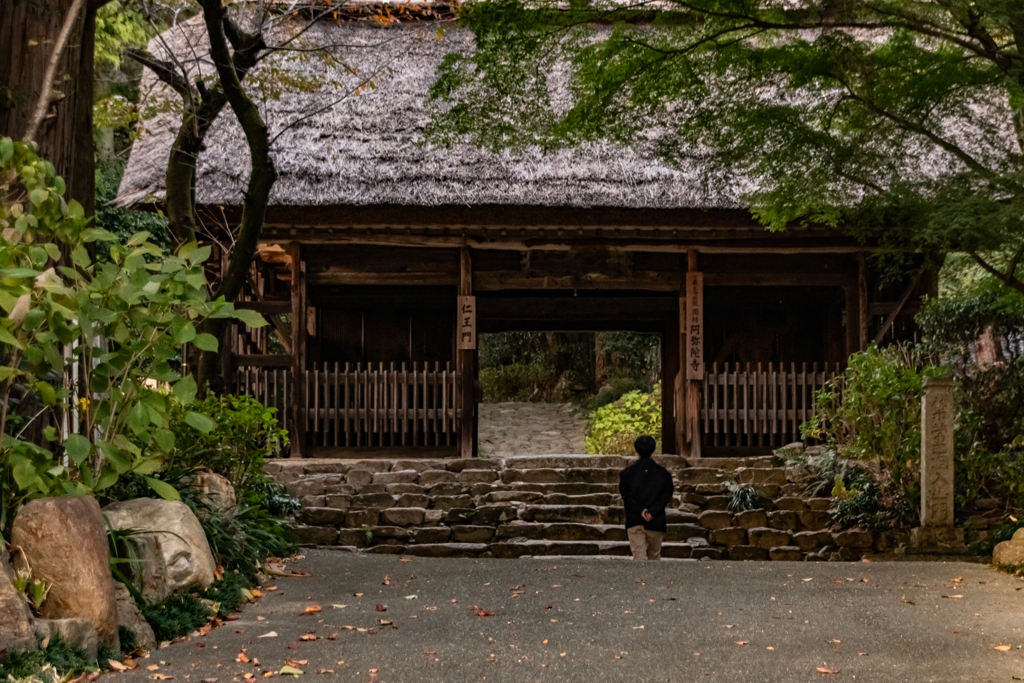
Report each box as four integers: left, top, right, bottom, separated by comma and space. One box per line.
748, 527, 792, 550
12, 496, 120, 649
351, 493, 396, 509
772, 497, 807, 512
798, 510, 833, 531
698, 510, 734, 530
344, 509, 380, 527
373, 469, 419, 485
726, 545, 770, 561
709, 527, 747, 546
734, 510, 768, 529
792, 530, 832, 551
297, 507, 348, 526
992, 528, 1024, 566
291, 525, 339, 545
767, 510, 800, 531
413, 527, 452, 544
704, 496, 731, 511
833, 529, 874, 549
184, 471, 236, 516
33, 618, 98, 659
0, 555, 34, 653
102, 498, 216, 603
396, 493, 431, 509
346, 470, 374, 487
458, 469, 499, 484
113, 582, 157, 652
769, 546, 804, 562
381, 508, 426, 527
419, 470, 458, 486
451, 526, 496, 543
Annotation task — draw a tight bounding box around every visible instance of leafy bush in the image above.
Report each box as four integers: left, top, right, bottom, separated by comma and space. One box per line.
0, 138, 264, 542
785, 449, 875, 499
164, 394, 288, 501
802, 345, 938, 486
141, 573, 256, 642
585, 383, 662, 456
196, 505, 297, 579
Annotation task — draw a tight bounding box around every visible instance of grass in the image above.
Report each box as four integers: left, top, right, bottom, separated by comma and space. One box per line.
140, 572, 257, 643
0, 635, 97, 683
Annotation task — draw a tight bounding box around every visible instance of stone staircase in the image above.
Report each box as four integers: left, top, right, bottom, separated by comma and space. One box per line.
266, 452, 891, 561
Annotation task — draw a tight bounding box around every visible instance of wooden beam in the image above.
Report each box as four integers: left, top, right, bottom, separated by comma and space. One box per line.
871, 270, 924, 346
458, 246, 476, 459
869, 302, 921, 316
857, 253, 869, 351
236, 300, 291, 314
289, 242, 305, 457
231, 354, 291, 367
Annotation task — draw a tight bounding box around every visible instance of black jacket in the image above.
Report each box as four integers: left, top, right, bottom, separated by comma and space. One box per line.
619, 458, 674, 532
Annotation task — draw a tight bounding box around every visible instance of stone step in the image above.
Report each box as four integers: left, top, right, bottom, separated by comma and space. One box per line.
494, 522, 705, 542
488, 540, 694, 558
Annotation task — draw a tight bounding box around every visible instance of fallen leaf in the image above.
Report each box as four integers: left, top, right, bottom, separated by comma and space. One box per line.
375, 604, 387, 612
942, 595, 964, 599
327, 633, 339, 641
560, 653, 566, 657
369, 669, 378, 674
802, 578, 813, 582
331, 604, 347, 609
900, 596, 915, 606
831, 639, 841, 644
399, 557, 412, 563
766, 647, 774, 651
382, 575, 391, 585
258, 632, 279, 639
303, 605, 322, 614
299, 634, 317, 641
379, 620, 391, 626
354, 593, 363, 597
151, 675, 173, 681
994, 645, 1012, 651
816, 667, 840, 675
734, 641, 748, 646
316, 669, 334, 675
237, 653, 250, 663
147, 665, 160, 672
404, 595, 418, 600
278, 666, 303, 677
108, 660, 127, 672
285, 660, 308, 667
858, 652, 868, 656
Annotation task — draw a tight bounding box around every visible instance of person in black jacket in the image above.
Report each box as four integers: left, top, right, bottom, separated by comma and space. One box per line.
619, 435, 674, 561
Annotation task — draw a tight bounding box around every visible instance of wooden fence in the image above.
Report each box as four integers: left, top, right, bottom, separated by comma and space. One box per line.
701, 362, 842, 449
230, 366, 293, 434
304, 362, 459, 448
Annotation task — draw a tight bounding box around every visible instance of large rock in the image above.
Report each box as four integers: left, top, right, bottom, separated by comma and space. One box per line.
184, 471, 236, 516
0, 555, 34, 653
103, 498, 216, 602
12, 497, 120, 650
33, 618, 98, 659
992, 528, 1024, 566
113, 583, 156, 653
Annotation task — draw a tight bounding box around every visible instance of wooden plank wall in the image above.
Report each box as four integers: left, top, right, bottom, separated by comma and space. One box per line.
701, 362, 841, 449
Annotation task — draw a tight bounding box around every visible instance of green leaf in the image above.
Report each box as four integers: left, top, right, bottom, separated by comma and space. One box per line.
94, 468, 119, 491
64, 434, 92, 465
173, 374, 198, 406
126, 231, 151, 246
143, 476, 181, 501
232, 308, 268, 329
127, 401, 150, 435
29, 189, 48, 207
153, 428, 175, 452
193, 333, 218, 352
174, 321, 197, 344
0, 138, 12, 163
184, 411, 215, 434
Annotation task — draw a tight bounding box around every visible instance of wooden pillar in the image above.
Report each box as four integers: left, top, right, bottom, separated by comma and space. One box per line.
844, 280, 858, 359
662, 314, 680, 455
457, 246, 477, 459
289, 242, 306, 457
684, 249, 703, 458
857, 252, 869, 351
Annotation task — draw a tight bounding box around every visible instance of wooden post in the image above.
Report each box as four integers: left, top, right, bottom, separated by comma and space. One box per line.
289, 242, 306, 457
857, 252, 869, 351
663, 315, 679, 455
684, 249, 703, 458
674, 288, 686, 454
458, 246, 476, 458
844, 280, 858, 359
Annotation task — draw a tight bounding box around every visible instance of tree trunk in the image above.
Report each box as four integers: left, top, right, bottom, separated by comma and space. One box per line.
1, 0, 102, 216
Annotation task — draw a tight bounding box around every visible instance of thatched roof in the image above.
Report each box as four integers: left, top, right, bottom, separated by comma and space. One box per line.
115, 16, 749, 211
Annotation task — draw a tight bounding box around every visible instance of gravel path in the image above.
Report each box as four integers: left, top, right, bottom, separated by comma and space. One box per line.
115, 552, 1024, 683
478, 402, 589, 458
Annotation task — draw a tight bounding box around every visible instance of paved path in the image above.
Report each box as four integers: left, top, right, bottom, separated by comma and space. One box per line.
478, 402, 588, 458
118, 551, 1024, 683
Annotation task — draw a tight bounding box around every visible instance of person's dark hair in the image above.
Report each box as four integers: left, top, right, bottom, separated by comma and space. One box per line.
634, 435, 656, 458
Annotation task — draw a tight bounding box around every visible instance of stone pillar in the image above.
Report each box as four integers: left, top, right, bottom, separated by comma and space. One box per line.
911, 377, 964, 549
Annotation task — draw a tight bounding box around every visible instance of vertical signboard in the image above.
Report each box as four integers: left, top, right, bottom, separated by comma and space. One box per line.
686, 272, 704, 380
457, 295, 477, 350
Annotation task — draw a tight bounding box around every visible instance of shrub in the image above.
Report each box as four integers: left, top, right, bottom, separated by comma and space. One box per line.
585, 383, 662, 456
802, 345, 939, 486
142, 592, 212, 643
726, 483, 770, 512
196, 505, 297, 579
0, 635, 96, 682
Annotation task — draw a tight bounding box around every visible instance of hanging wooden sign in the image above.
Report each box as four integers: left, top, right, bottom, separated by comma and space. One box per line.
457, 295, 477, 350
686, 272, 704, 380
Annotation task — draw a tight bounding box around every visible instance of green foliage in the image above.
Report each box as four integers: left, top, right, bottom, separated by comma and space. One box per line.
785, 449, 875, 499
829, 481, 917, 531
802, 345, 938, 485
141, 592, 213, 643
118, 626, 138, 656
0, 138, 264, 542
428, 0, 1024, 294
94, 156, 171, 256
201, 571, 252, 615
164, 394, 288, 501
480, 331, 597, 402
195, 505, 297, 579
585, 383, 661, 455
0, 635, 97, 682
726, 483, 770, 512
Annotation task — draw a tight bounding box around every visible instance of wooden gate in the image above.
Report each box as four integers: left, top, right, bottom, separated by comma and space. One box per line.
701, 362, 841, 450
304, 362, 458, 448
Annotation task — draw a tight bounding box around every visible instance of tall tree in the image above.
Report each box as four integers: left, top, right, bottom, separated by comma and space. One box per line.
1, 0, 110, 217
428, 0, 1024, 290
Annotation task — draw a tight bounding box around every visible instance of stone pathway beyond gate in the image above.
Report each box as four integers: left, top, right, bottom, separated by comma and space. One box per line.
478, 402, 588, 458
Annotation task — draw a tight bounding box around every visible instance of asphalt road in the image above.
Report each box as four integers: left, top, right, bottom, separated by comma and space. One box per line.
114, 550, 1024, 683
